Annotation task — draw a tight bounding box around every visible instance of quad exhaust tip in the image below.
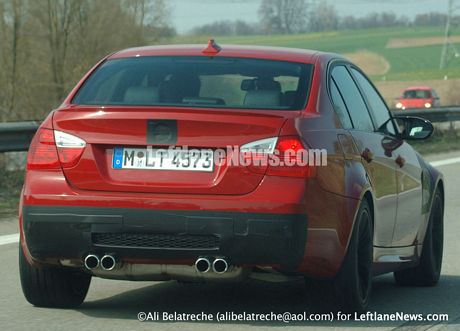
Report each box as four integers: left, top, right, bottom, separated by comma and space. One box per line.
100, 254, 117, 271
212, 258, 228, 274
84, 254, 100, 270
84, 254, 118, 271
195, 257, 211, 273
195, 257, 229, 274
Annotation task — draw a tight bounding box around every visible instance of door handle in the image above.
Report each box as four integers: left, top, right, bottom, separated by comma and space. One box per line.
361, 148, 373, 163
396, 155, 405, 168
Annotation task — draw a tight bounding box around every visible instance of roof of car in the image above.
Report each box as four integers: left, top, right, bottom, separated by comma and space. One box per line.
109, 44, 329, 64
404, 86, 433, 91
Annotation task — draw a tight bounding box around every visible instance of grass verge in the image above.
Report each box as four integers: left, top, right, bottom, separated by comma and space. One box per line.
411, 128, 460, 155
0, 169, 23, 218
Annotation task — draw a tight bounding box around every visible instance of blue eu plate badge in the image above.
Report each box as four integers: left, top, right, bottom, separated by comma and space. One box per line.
113, 147, 123, 169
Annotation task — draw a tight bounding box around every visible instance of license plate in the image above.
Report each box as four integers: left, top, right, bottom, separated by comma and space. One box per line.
112, 147, 214, 172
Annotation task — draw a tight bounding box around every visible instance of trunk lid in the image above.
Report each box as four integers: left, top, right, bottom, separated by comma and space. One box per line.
53, 106, 289, 195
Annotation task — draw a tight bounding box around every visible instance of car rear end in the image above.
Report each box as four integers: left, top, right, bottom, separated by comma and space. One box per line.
20, 47, 318, 282
396, 87, 436, 110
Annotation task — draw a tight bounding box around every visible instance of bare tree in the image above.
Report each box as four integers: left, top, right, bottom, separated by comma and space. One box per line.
122, 0, 175, 40
258, 0, 307, 34
28, 0, 83, 101
0, 0, 27, 120
147, 0, 175, 41
44, 0, 83, 100
0, 0, 174, 121
70, 0, 144, 71
8, 0, 24, 112
308, 1, 339, 32
0, 1, 9, 121
123, 0, 150, 37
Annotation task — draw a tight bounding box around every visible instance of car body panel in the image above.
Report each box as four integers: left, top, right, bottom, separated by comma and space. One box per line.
348, 131, 399, 247
392, 141, 424, 246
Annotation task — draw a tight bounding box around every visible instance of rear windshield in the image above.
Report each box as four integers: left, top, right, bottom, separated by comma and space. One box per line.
403, 89, 431, 99
72, 56, 313, 110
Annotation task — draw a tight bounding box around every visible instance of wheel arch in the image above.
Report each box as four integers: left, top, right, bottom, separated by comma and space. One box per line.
435, 178, 444, 208
342, 188, 375, 265
362, 190, 375, 225
416, 158, 444, 248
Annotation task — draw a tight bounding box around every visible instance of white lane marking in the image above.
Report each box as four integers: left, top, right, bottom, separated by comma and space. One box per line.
0, 233, 19, 246
430, 157, 460, 167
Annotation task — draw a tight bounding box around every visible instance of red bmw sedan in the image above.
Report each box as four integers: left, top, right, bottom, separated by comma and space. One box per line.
19, 41, 444, 313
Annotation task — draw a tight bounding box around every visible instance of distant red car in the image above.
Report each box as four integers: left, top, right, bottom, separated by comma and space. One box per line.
20, 42, 444, 313
395, 86, 440, 110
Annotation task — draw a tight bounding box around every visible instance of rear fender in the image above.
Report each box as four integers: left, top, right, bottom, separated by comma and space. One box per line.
415, 155, 444, 248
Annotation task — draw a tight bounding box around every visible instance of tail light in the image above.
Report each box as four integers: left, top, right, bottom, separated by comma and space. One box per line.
240, 137, 277, 174
27, 128, 85, 170
240, 136, 315, 178
267, 136, 315, 178
54, 130, 86, 168
27, 128, 60, 170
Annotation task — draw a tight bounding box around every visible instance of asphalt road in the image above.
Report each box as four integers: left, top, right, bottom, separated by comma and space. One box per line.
1, 152, 460, 331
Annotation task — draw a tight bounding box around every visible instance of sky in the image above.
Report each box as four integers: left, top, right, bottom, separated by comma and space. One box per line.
169, 0, 450, 34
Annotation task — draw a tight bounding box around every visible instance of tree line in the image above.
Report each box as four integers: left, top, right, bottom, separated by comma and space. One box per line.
0, 0, 173, 121
191, 0, 452, 36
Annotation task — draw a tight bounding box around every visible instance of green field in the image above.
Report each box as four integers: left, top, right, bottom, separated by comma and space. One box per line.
173, 27, 460, 81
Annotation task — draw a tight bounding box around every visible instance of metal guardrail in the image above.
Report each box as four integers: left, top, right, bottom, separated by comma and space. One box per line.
0, 107, 460, 153
0, 121, 40, 152
390, 106, 460, 123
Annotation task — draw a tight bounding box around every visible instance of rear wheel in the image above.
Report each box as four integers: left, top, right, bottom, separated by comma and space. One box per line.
334, 199, 373, 313
394, 189, 444, 286
19, 244, 91, 308
305, 199, 373, 313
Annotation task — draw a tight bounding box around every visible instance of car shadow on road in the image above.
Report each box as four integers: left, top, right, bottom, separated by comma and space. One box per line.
77, 273, 460, 328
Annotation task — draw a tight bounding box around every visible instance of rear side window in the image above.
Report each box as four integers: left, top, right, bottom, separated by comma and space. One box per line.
72, 56, 313, 110
331, 66, 374, 132
351, 68, 395, 135
330, 78, 353, 129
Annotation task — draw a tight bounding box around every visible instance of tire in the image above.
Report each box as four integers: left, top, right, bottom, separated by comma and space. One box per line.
305, 199, 373, 313
19, 244, 91, 308
394, 189, 444, 287
334, 199, 374, 313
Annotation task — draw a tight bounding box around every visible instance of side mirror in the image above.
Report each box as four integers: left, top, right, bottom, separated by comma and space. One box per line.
394, 116, 434, 140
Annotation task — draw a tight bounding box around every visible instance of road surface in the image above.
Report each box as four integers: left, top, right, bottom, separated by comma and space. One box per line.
1, 152, 460, 331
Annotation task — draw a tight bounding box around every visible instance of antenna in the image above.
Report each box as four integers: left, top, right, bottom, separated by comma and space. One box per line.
202, 39, 222, 55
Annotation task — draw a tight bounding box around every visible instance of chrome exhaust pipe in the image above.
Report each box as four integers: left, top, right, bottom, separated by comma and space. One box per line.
100, 254, 118, 271
195, 257, 211, 273
84, 254, 100, 270
212, 258, 228, 274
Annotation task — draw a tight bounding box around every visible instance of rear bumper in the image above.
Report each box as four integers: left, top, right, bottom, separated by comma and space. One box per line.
22, 205, 307, 269
21, 169, 355, 279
